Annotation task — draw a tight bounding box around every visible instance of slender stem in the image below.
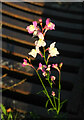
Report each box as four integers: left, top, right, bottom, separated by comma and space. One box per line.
34, 67, 55, 108
53, 96, 57, 109
43, 47, 47, 65
42, 48, 58, 112
43, 48, 51, 87
46, 55, 50, 65
47, 71, 52, 88
57, 71, 61, 115
44, 48, 51, 86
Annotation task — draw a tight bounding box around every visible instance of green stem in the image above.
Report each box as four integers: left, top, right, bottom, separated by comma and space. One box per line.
34, 67, 55, 108
42, 47, 58, 112
43, 48, 51, 88
53, 96, 57, 109
57, 71, 61, 115
44, 53, 47, 65
14, 113, 17, 120
47, 71, 52, 88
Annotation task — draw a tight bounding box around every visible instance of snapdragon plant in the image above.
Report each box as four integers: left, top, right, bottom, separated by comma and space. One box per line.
22, 18, 67, 118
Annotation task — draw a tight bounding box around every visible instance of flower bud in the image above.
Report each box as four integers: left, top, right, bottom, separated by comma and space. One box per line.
7, 108, 12, 113
39, 18, 42, 23
59, 62, 63, 69
52, 91, 55, 96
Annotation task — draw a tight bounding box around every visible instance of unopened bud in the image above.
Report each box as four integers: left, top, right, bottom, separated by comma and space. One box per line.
59, 62, 63, 68
7, 108, 12, 113
52, 91, 55, 96
39, 18, 42, 23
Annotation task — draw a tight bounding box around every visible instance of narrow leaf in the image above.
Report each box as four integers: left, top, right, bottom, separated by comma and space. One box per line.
1, 104, 7, 115
61, 99, 67, 105
60, 99, 68, 110
8, 113, 13, 120
43, 90, 47, 95
54, 96, 59, 100
45, 99, 49, 108
1, 114, 4, 120
36, 90, 44, 94
48, 108, 54, 112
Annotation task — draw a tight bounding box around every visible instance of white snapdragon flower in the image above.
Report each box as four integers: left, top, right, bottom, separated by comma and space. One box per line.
38, 32, 44, 40
35, 39, 46, 47
49, 42, 59, 57
28, 46, 39, 58
35, 32, 46, 47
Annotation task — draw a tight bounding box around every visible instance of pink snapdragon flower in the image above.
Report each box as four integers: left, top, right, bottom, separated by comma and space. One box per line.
51, 76, 56, 85
52, 64, 60, 72
22, 59, 29, 67
42, 71, 47, 77
37, 63, 47, 72
52, 91, 55, 96
52, 64, 58, 68
46, 18, 55, 30
26, 21, 37, 34
38, 63, 43, 70
51, 76, 56, 81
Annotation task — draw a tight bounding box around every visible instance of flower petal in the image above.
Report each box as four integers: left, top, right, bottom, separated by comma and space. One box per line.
33, 21, 37, 27
46, 18, 55, 30
51, 76, 56, 81
46, 18, 50, 26
22, 59, 28, 67
38, 63, 43, 70
49, 42, 59, 57
26, 25, 35, 34
28, 49, 37, 58
38, 32, 44, 40
35, 39, 46, 47
50, 42, 56, 49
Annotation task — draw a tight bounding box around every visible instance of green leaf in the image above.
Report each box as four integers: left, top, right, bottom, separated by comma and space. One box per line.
54, 96, 59, 100
43, 90, 47, 95
36, 90, 44, 95
48, 108, 54, 112
51, 96, 58, 100
1, 114, 4, 120
61, 99, 67, 106
60, 99, 68, 110
1, 104, 7, 115
8, 113, 13, 120
14, 113, 18, 120
45, 99, 49, 108
60, 104, 63, 111
45, 78, 48, 80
